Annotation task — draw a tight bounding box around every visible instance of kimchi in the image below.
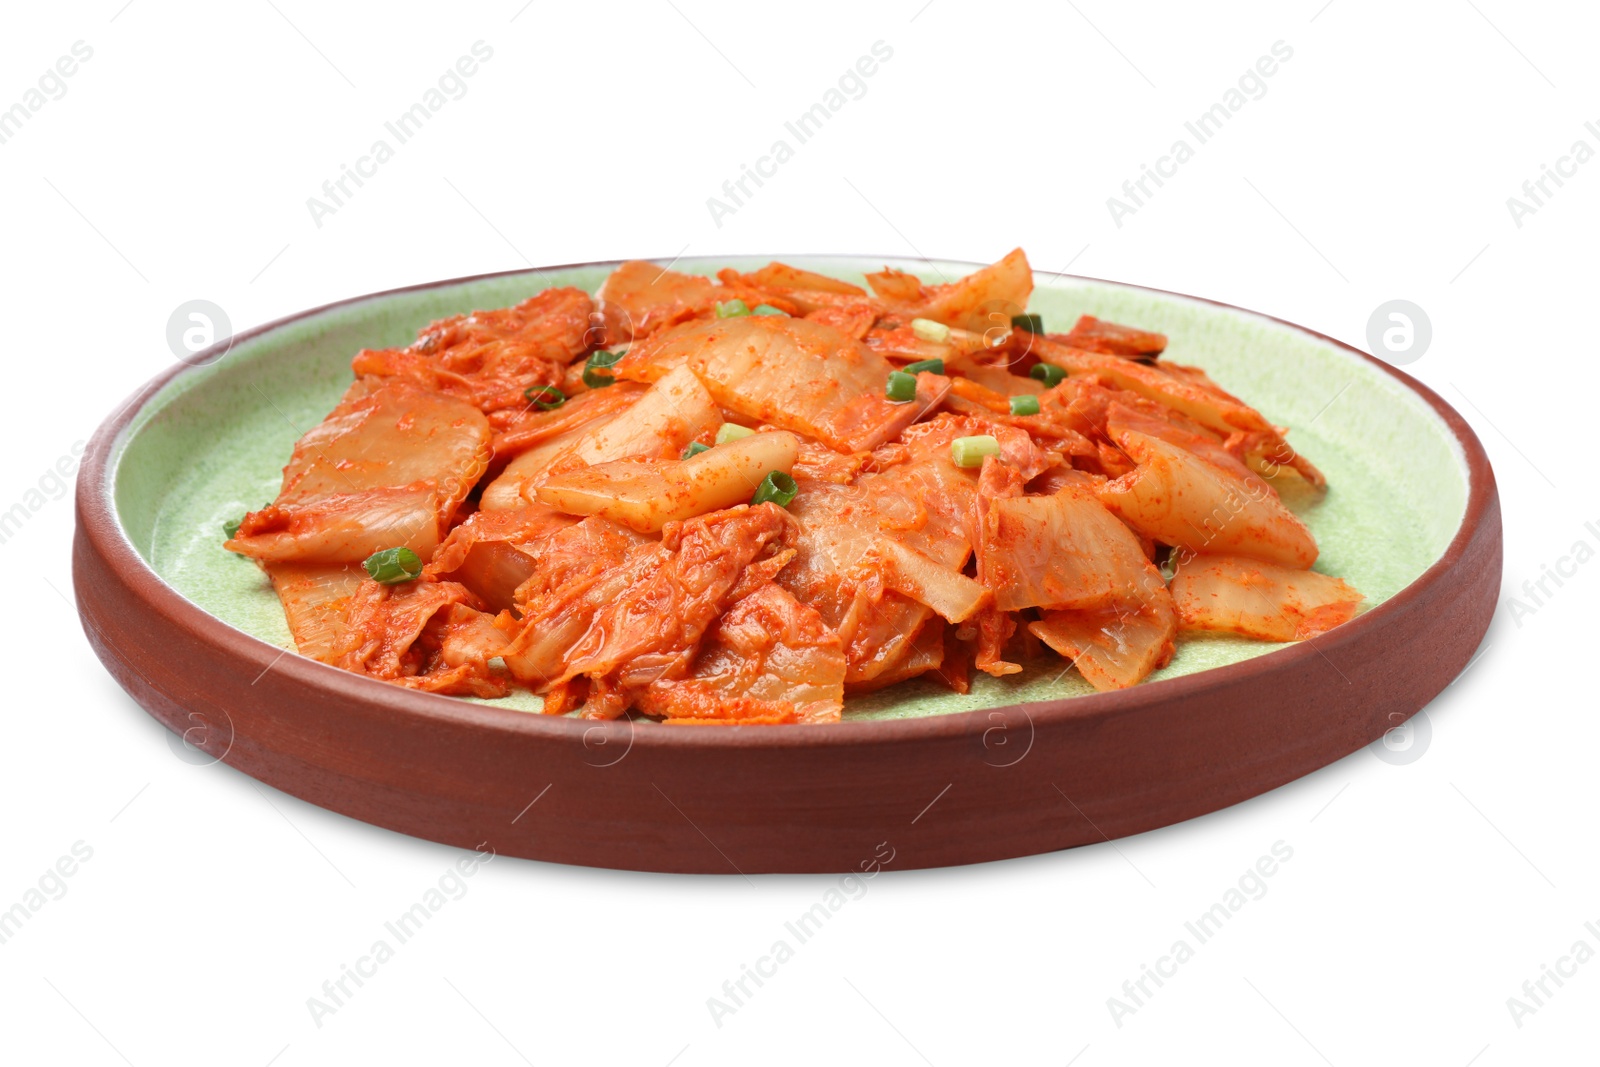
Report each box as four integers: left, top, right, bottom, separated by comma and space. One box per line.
224, 250, 1363, 723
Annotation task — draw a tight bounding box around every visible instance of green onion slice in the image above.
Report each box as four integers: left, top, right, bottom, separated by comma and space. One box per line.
1009, 394, 1041, 416
1011, 313, 1044, 334
751, 470, 798, 508
681, 441, 712, 459
715, 299, 751, 318
364, 546, 423, 585
583, 349, 623, 389
910, 317, 950, 342
752, 304, 788, 316
951, 435, 1001, 468
524, 384, 566, 410
1030, 362, 1067, 387
885, 370, 918, 403
716, 422, 755, 445
902, 358, 945, 376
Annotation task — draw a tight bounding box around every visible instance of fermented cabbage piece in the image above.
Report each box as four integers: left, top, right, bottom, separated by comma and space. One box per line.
596, 260, 719, 342
870, 535, 990, 625
596, 261, 793, 342
480, 364, 719, 511
1031, 335, 1275, 436
227, 380, 491, 564
492, 382, 647, 458
1096, 429, 1318, 569
335, 577, 508, 697
1104, 401, 1264, 491
982, 475, 1179, 690
847, 617, 949, 693
620, 316, 944, 453
1029, 600, 1177, 692
867, 248, 1034, 334
1057, 314, 1167, 359
351, 287, 594, 416
500, 504, 796, 716
771, 477, 935, 686
265, 562, 367, 663
776, 426, 984, 688
425, 504, 577, 612
640, 582, 847, 723
982, 484, 1165, 613
1169, 554, 1364, 641
513, 517, 652, 617
566, 363, 721, 463
537, 431, 800, 533
730, 262, 869, 297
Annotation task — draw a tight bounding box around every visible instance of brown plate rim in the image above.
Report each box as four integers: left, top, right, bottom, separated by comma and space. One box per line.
76, 255, 1496, 751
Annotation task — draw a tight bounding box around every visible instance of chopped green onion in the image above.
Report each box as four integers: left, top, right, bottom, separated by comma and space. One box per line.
903, 358, 945, 376
751, 304, 788, 316
716, 422, 755, 445
1158, 551, 1180, 583
910, 318, 950, 343
715, 299, 751, 318
364, 546, 423, 585
583, 349, 623, 389
751, 470, 798, 508
524, 384, 566, 410
885, 370, 918, 403
1009, 394, 1041, 417
951, 435, 1001, 468
1011, 313, 1044, 334
681, 441, 712, 459
1030, 362, 1067, 387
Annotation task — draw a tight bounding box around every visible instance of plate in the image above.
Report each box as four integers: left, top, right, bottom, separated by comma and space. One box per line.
73, 256, 1501, 872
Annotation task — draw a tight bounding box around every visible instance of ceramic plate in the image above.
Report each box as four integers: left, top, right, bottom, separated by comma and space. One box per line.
74, 257, 1501, 872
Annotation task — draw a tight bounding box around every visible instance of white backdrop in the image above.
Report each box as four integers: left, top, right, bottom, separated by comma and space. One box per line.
3, 1, 1595, 1063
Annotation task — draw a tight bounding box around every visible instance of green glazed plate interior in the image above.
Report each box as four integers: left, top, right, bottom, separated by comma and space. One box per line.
109, 257, 1470, 721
